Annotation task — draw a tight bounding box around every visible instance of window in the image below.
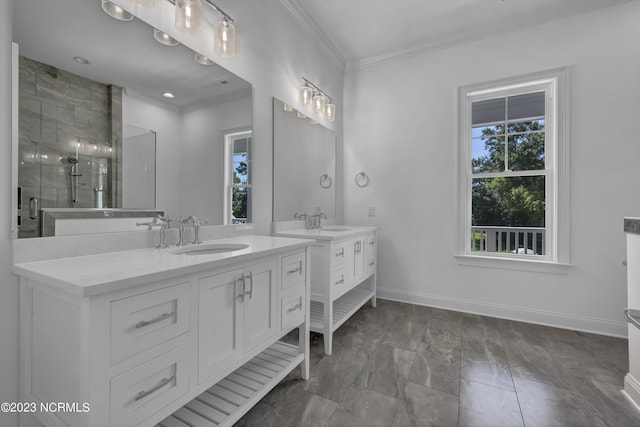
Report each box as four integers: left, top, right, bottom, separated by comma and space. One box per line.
223, 130, 252, 224
458, 69, 568, 265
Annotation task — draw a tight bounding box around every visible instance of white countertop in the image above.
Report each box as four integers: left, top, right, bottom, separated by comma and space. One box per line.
274, 225, 378, 241
13, 235, 314, 297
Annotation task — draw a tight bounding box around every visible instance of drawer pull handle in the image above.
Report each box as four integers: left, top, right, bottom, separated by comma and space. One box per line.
135, 312, 176, 329
134, 374, 176, 402
288, 261, 303, 275
625, 308, 640, 330
335, 277, 344, 286
244, 271, 254, 299
369, 240, 375, 246
287, 301, 302, 313
335, 249, 344, 258
369, 261, 375, 266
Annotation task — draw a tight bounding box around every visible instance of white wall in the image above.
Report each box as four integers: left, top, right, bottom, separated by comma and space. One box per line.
123, 92, 183, 220
180, 94, 252, 224
344, 2, 640, 336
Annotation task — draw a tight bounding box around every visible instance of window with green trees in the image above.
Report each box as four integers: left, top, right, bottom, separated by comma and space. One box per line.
459, 71, 567, 262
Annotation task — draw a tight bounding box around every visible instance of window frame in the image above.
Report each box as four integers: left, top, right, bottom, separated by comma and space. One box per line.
223, 129, 252, 225
456, 68, 570, 270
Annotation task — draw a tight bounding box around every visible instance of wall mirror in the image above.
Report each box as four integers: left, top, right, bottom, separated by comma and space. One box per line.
272, 98, 336, 222
12, 0, 253, 238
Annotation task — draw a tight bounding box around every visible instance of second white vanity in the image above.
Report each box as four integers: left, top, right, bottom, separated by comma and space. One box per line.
274, 225, 377, 355
14, 233, 313, 427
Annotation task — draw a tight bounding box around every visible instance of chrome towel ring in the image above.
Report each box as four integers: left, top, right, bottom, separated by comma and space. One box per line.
319, 174, 332, 189
355, 171, 369, 187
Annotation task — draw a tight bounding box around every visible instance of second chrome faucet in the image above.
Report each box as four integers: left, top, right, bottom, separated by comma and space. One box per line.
178, 216, 208, 246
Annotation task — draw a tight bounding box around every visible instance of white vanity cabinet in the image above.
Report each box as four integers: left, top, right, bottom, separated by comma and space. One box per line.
198, 259, 278, 384
274, 226, 377, 355
16, 236, 311, 427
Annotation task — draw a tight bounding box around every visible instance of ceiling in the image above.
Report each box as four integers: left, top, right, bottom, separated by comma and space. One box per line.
13, 0, 249, 107
280, 0, 634, 67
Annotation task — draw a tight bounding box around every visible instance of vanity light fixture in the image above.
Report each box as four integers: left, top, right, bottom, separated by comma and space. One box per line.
300, 77, 336, 122
283, 103, 294, 112
172, 0, 237, 57
154, 28, 179, 46
101, 0, 134, 21
297, 111, 306, 119
175, 0, 203, 35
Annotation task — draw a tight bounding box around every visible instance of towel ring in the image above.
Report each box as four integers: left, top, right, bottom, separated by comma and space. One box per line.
355, 171, 370, 188
319, 174, 332, 189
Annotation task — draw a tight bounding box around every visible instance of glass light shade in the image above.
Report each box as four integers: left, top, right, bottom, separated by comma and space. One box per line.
153, 29, 179, 46
132, 0, 155, 7
214, 18, 237, 58
297, 111, 306, 119
312, 92, 326, 114
325, 102, 336, 122
300, 85, 313, 106
101, 0, 134, 21
283, 103, 294, 112
175, 0, 202, 35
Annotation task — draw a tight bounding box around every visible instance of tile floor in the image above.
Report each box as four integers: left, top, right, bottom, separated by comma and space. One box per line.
236, 300, 640, 426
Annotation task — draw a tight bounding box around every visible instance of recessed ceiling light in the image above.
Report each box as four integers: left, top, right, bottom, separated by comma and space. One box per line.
101, 0, 134, 21
73, 56, 91, 65
162, 92, 175, 99
194, 53, 214, 65
153, 29, 179, 47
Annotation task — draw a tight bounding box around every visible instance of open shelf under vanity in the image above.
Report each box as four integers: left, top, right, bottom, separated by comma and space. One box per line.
157, 341, 303, 427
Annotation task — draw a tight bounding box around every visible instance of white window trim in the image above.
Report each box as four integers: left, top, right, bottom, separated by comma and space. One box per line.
456, 68, 571, 273
223, 129, 252, 225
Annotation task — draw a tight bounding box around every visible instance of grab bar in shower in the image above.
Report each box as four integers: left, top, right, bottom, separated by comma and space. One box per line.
625, 308, 640, 330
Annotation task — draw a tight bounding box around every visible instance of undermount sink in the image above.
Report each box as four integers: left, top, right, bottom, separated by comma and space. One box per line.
170, 243, 250, 255
319, 227, 353, 232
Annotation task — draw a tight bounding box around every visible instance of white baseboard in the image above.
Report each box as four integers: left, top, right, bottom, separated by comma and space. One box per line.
377, 287, 628, 338
623, 373, 640, 412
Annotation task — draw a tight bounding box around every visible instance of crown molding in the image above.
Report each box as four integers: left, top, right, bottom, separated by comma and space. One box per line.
276, 0, 347, 68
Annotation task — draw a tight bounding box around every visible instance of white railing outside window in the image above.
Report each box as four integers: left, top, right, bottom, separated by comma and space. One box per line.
471, 226, 545, 256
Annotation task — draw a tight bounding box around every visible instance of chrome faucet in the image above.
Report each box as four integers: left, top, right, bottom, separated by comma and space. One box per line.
137, 214, 172, 248
294, 212, 310, 229
311, 212, 327, 229
179, 216, 208, 245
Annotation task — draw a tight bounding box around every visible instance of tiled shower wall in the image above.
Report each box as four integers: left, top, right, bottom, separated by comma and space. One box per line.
18, 56, 122, 238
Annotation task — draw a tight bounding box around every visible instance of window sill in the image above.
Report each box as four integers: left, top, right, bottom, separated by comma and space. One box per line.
454, 254, 573, 275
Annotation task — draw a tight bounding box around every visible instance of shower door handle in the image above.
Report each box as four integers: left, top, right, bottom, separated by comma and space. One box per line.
29, 197, 38, 220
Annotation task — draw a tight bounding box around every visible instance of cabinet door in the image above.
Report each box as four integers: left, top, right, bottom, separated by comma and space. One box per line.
198, 268, 243, 383
242, 259, 278, 353
347, 237, 367, 284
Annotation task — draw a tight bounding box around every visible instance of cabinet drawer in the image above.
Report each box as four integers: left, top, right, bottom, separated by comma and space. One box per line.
367, 233, 376, 254
110, 344, 189, 427
110, 282, 190, 364
281, 286, 306, 332
367, 254, 376, 275
331, 242, 347, 269
331, 269, 346, 291
281, 252, 306, 290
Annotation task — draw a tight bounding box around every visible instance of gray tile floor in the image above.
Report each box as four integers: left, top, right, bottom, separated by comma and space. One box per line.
236, 300, 640, 426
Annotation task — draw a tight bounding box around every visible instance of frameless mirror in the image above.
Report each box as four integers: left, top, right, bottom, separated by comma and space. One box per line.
12, 0, 253, 238
273, 98, 336, 222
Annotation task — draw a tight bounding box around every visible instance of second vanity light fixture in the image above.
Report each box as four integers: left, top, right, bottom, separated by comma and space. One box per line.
102, 0, 237, 58
300, 77, 336, 122
173, 0, 237, 58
